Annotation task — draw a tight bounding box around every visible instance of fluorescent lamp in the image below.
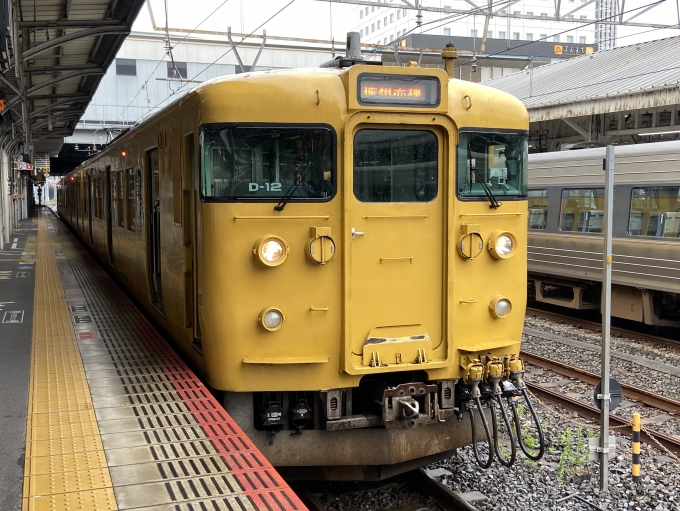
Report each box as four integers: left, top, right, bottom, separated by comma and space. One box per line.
637, 129, 680, 136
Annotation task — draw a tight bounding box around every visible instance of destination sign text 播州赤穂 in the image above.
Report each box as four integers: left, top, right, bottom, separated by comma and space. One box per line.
357, 74, 440, 107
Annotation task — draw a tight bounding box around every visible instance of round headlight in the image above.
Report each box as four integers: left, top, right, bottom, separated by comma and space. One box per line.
489, 296, 512, 318
253, 236, 289, 267
262, 240, 284, 263
488, 230, 517, 259
495, 235, 514, 256
259, 307, 285, 331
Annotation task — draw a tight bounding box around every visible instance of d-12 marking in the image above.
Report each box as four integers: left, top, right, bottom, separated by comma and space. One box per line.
248, 182, 282, 192
72, 315, 93, 324
0, 271, 11, 280
3, 311, 24, 323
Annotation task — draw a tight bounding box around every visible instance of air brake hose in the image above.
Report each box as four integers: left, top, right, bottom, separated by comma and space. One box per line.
509, 389, 546, 461
492, 395, 517, 467
468, 397, 494, 469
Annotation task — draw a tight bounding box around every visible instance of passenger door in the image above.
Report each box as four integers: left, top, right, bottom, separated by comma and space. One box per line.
105, 167, 114, 265
147, 149, 163, 311
345, 117, 447, 372
88, 173, 93, 245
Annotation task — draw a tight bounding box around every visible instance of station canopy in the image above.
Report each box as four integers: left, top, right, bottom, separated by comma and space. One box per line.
0, 0, 145, 159
483, 37, 680, 122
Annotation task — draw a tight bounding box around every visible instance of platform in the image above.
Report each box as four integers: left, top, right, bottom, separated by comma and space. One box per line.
2, 208, 305, 511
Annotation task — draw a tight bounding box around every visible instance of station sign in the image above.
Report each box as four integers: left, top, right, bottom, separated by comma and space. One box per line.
554, 44, 594, 56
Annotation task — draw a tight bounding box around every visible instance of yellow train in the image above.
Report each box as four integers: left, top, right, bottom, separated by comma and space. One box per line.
58, 41, 543, 479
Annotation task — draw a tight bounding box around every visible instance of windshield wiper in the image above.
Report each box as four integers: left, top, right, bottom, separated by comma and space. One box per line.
468, 144, 501, 209
274, 164, 311, 211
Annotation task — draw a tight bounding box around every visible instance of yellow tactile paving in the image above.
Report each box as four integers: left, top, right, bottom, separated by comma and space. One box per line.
22, 213, 118, 511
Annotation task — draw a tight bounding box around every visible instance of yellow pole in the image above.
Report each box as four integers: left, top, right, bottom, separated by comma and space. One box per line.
632, 412, 641, 483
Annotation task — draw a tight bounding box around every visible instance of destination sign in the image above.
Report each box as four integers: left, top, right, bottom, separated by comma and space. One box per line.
357, 74, 440, 107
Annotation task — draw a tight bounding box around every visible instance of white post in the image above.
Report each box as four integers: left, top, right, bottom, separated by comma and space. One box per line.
0, 150, 5, 250
600, 145, 615, 492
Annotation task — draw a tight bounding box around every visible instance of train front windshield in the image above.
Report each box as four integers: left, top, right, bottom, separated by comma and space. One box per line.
200, 125, 335, 201
456, 130, 528, 200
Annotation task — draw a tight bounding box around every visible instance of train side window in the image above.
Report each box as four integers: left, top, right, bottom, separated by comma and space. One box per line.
99, 177, 104, 219
629, 187, 680, 237
135, 170, 142, 232
111, 175, 117, 225
127, 169, 135, 231
353, 129, 437, 202
559, 188, 604, 233
527, 189, 548, 229
118, 172, 125, 228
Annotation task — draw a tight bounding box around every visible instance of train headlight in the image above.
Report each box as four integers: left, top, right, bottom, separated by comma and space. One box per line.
253, 236, 289, 267
488, 230, 517, 259
489, 296, 512, 318
259, 307, 285, 331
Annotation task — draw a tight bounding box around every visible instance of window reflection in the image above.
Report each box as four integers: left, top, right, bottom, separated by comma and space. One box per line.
528, 189, 548, 229
559, 189, 604, 232
457, 131, 528, 198
200, 126, 334, 200
353, 129, 438, 203
629, 187, 680, 237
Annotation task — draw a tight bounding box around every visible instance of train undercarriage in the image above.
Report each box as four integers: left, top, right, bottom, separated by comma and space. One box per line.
529, 275, 680, 326
221, 364, 544, 480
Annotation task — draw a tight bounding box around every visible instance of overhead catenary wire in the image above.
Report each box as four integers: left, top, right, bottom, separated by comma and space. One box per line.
450, 0, 667, 65
134, 0, 670, 127
374, 0, 667, 67
115, 0, 232, 126
136, 0, 297, 124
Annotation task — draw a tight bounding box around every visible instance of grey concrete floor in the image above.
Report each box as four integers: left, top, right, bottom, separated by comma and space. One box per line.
0, 210, 37, 511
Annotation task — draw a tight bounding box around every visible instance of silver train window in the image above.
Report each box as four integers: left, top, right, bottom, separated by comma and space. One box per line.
200, 126, 334, 201
456, 130, 528, 200
629, 187, 680, 238
559, 189, 604, 233
353, 129, 437, 203
528, 189, 548, 229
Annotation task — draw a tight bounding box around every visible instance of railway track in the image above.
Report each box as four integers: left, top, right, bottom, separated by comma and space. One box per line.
292, 469, 478, 511
520, 340, 680, 457
521, 350, 680, 415
526, 306, 680, 350
525, 381, 680, 458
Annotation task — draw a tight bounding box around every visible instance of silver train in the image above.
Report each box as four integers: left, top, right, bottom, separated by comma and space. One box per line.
527, 141, 680, 327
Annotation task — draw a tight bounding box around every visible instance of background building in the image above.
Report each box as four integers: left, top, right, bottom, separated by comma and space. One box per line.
354, 0, 596, 47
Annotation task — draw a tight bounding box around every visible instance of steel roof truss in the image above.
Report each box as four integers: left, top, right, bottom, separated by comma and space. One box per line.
26, 69, 106, 96
22, 25, 130, 61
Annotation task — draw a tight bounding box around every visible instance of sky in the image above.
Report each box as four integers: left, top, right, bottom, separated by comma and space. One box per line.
136, 0, 680, 48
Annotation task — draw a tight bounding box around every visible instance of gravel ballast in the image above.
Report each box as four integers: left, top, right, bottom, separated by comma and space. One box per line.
310, 314, 680, 510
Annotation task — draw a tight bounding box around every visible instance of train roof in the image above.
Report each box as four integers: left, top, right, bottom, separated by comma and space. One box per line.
530, 140, 680, 164
528, 141, 680, 187
69, 65, 528, 176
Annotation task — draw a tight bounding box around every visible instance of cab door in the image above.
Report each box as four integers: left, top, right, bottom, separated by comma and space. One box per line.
345, 115, 450, 373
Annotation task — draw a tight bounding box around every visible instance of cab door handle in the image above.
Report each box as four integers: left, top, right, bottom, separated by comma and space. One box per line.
351, 228, 365, 239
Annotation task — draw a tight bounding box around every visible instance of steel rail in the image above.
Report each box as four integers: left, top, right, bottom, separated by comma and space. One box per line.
408, 469, 479, 511
521, 350, 680, 415
525, 382, 680, 457
526, 307, 680, 350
